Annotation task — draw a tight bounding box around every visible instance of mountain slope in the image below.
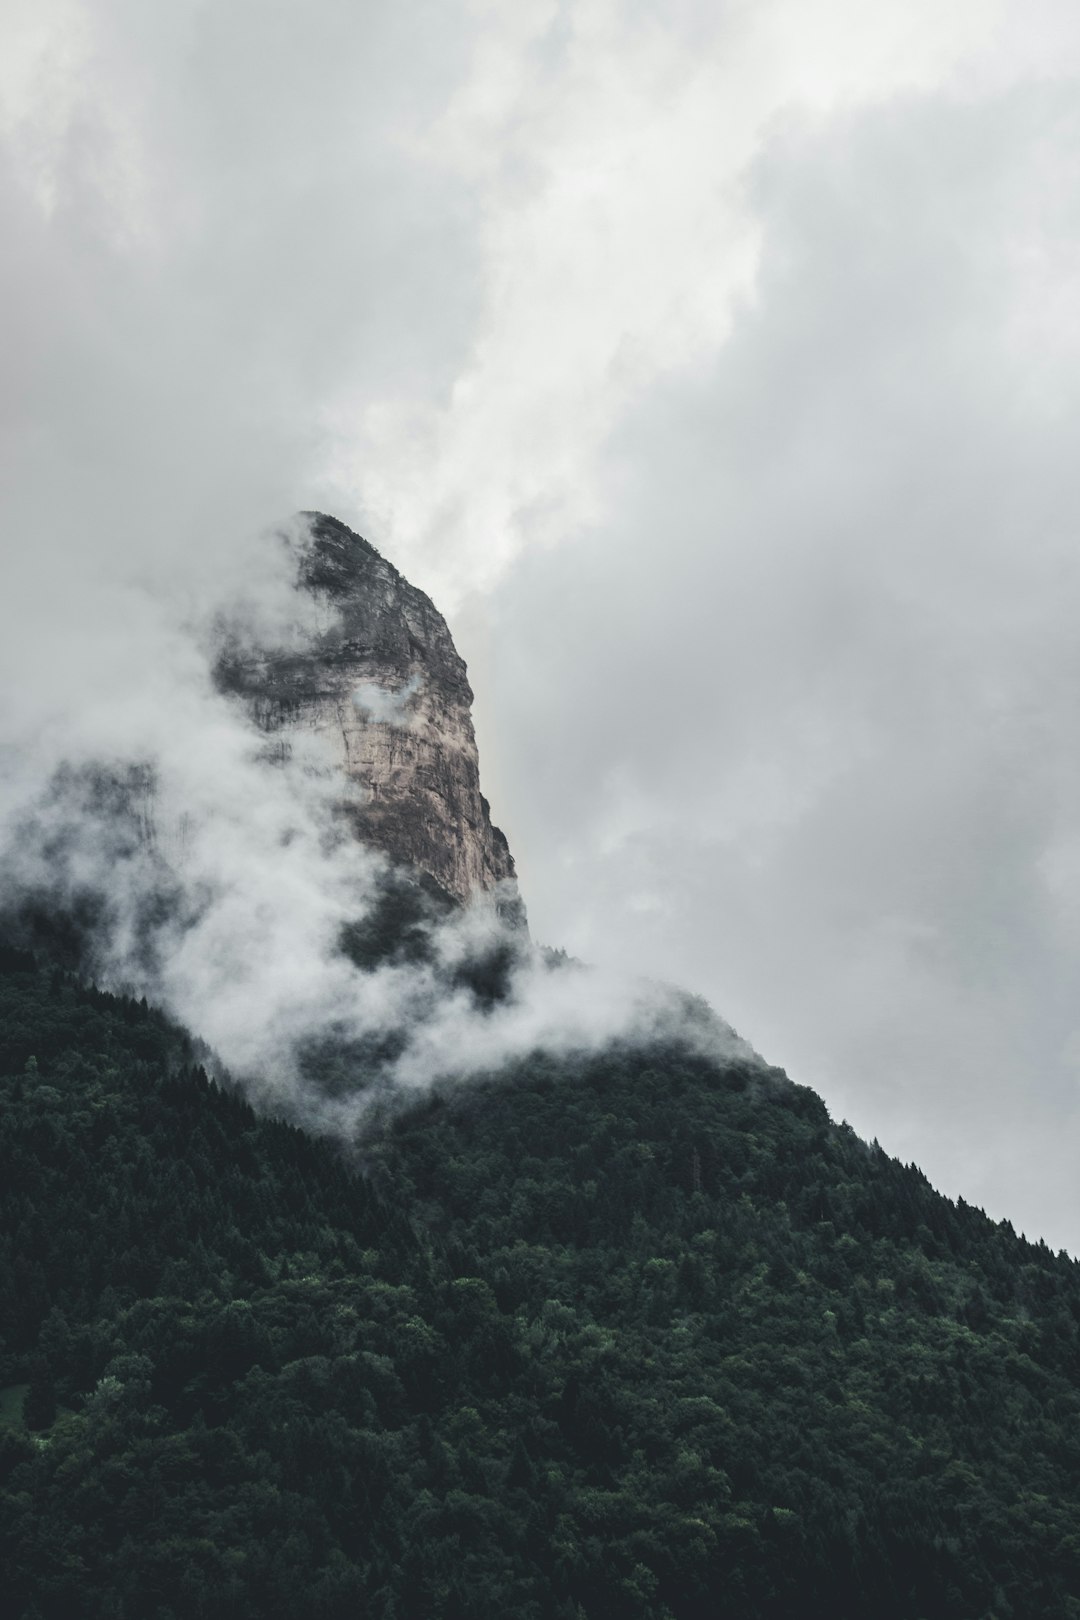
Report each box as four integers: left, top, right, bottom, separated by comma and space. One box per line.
3, 949, 1080, 1620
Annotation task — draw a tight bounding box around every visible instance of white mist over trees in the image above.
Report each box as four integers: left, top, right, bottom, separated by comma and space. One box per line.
0, 517, 744, 1124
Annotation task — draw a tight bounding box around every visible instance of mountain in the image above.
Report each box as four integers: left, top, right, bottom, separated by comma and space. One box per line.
2, 950, 1080, 1619
214, 513, 518, 908
3, 520, 1080, 1619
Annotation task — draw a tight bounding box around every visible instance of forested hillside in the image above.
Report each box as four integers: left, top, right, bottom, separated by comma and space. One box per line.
3, 947, 1080, 1619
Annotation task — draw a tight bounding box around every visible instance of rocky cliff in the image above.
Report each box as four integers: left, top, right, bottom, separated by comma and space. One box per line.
214, 513, 519, 908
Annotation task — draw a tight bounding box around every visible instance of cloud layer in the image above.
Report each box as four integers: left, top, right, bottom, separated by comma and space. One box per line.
470, 73, 1080, 1249
5, 1, 1080, 1244
0, 515, 744, 1133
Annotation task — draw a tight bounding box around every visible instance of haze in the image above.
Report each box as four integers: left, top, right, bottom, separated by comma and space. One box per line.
4, 0, 1080, 1248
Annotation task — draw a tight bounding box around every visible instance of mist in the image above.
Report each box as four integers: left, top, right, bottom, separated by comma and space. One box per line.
0, 514, 745, 1128
5, 0, 1080, 1243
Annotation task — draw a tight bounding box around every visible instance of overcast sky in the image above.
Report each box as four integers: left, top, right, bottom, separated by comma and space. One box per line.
5, 0, 1080, 1248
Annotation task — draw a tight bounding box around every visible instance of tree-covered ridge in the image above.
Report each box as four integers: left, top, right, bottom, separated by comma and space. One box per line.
2, 949, 1080, 1618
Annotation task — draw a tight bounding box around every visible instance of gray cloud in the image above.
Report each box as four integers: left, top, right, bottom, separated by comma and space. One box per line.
468, 80, 1080, 1249
4, 1, 1080, 1246
0, 5, 748, 1123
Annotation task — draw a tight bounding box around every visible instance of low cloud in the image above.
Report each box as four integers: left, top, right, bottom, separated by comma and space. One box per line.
352, 675, 424, 729
0, 524, 747, 1134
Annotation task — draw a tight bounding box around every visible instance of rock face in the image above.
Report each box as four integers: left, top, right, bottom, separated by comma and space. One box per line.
214, 513, 518, 908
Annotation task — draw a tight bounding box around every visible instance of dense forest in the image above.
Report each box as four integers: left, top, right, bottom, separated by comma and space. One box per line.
3, 944, 1080, 1618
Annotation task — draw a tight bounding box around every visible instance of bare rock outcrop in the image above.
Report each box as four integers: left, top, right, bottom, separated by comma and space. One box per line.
214, 513, 519, 908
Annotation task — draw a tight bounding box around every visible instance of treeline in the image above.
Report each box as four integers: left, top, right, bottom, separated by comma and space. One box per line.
2, 949, 1080, 1618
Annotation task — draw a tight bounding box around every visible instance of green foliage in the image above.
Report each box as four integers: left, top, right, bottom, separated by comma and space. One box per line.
2, 949, 1080, 1618
338, 867, 453, 970
0, 1385, 29, 1433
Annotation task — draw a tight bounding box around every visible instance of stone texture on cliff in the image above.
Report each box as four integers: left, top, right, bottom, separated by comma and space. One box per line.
214, 513, 518, 907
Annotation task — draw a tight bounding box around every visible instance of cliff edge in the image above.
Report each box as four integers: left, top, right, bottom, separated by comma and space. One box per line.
215, 513, 519, 908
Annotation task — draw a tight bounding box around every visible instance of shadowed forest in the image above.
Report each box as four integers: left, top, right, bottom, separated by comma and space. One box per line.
3, 947, 1080, 1618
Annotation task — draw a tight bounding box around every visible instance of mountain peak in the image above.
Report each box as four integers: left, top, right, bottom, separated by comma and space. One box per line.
214, 513, 519, 909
